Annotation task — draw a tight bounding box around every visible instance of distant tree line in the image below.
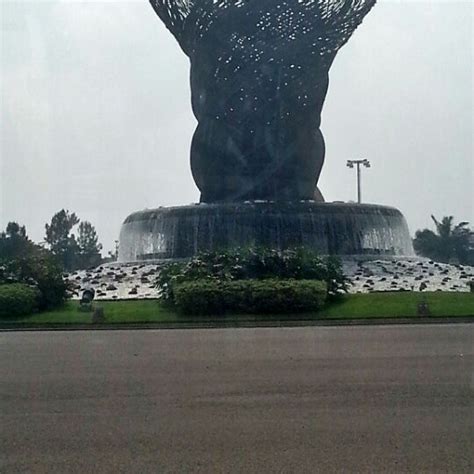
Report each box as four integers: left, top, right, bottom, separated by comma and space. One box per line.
1, 209, 106, 272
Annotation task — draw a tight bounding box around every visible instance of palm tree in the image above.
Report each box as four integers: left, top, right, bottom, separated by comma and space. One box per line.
413, 216, 473, 265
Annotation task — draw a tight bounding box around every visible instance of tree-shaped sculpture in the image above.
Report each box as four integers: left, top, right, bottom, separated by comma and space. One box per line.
150, 0, 376, 203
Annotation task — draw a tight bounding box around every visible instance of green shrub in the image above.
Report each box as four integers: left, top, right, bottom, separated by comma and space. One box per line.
0, 248, 68, 310
173, 279, 327, 315
0, 283, 40, 318
156, 248, 348, 302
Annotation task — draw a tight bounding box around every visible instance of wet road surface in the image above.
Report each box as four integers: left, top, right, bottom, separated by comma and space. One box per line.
1, 325, 473, 473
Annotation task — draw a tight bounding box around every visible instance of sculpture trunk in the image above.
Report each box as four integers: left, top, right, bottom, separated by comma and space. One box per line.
150, 0, 376, 203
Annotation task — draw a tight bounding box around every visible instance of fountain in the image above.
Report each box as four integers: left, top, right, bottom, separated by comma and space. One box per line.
119, 0, 414, 262
119, 203, 413, 261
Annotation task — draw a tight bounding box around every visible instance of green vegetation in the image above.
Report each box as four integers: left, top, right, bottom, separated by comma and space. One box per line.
0, 300, 178, 325
0, 222, 68, 310
174, 279, 327, 315
0, 213, 103, 315
413, 215, 473, 265
318, 292, 474, 319
0, 284, 40, 318
0, 292, 472, 326
157, 248, 348, 303
45, 210, 103, 270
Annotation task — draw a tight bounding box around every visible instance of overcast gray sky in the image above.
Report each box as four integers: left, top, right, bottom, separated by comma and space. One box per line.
1, 0, 473, 253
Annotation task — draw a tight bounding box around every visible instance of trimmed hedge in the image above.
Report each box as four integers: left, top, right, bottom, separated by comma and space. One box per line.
173, 279, 327, 315
0, 283, 40, 318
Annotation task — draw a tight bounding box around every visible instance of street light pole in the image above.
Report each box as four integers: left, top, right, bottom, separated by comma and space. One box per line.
356, 162, 361, 204
346, 159, 371, 204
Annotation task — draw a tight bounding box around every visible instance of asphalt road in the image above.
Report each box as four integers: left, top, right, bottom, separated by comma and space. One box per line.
1, 325, 473, 473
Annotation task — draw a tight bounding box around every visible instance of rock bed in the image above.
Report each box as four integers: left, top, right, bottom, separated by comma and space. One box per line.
344, 259, 474, 294
68, 259, 474, 301
66, 264, 163, 300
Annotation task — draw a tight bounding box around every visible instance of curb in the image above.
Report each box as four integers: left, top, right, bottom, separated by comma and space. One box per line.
1, 317, 473, 332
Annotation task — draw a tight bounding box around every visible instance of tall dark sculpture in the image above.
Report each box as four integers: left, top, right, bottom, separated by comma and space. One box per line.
150, 0, 376, 203
119, 0, 414, 261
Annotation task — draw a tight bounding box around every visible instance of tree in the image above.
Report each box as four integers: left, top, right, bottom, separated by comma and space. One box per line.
413, 215, 474, 265
45, 210, 80, 271
5, 222, 27, 239
77, 221, 103, 269
0, 222, 68, 310
44, 210, 104, 270
0, 222, 33, 261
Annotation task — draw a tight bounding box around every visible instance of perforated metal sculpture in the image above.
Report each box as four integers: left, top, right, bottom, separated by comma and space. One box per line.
150, 0, 376, 203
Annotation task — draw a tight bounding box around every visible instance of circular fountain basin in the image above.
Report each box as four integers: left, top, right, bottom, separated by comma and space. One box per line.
118, 202, 414, 262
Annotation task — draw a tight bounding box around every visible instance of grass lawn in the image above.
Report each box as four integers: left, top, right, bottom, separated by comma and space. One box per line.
0, 292, 472, 326
0, 300, 179, 325
318, 292, 474, 319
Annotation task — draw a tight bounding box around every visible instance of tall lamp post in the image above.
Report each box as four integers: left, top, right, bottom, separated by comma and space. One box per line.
346, 159, 371, 204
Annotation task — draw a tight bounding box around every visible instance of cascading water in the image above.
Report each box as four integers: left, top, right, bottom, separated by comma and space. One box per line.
118, 202, 414, 262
